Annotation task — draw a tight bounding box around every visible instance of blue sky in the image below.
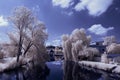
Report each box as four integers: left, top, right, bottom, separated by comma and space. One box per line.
0, 0, 120, 46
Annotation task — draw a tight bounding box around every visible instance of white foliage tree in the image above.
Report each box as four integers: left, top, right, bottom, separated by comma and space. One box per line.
62, 34, 72, 60
70, 28, 91, 46
0, 44, 4, 58
72, 40, 83, 61
103, 36, 120, 54
7, 6, 49, 64
103, 36, 116, 46
101, 52, 109, 63
62, 28, 99, 61
106, 43, 120, 54
81, 47, 99, 60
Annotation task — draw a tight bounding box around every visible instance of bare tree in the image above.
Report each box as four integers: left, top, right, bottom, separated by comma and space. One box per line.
8, 6, 48, 63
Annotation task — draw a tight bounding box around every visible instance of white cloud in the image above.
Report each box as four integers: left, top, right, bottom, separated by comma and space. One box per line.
62, 11, 73, 16
32, 5, 40, 13
67, 11, 73, 16
46, 42, 51, 46
0, 32, 9, 43
88, 24, 114, 35
46, 39, 61, 46
52, 0, 74, 8
0, 16, 9, 27
74, 0, 113, 16
52, 39, 61, 46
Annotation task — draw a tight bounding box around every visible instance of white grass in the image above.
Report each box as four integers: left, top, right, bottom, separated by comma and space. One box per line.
112, 66, 120, 73
79, 61, 117, 71
0, 56, 30, 72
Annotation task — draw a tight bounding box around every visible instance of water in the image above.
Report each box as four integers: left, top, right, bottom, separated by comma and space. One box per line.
46, 61, 120, 80
0, 61, 120, 80
46, 61, 63, 80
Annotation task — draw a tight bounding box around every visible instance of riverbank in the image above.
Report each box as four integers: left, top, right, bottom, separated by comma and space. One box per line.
79, 61, 120, 74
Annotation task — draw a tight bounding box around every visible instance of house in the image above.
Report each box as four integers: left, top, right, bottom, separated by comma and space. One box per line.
90, 41, 106, 53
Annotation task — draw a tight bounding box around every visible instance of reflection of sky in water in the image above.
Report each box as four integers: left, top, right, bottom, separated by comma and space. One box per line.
46, 61, 63, 80
50, 61, 63, 65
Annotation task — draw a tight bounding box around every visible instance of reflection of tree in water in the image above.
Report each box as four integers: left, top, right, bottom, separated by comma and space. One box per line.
0, 64, 50, 80
63, 61, 74, 80
63, 61, 99, 80
63, 61, 120, 80
23, 65, 50, 80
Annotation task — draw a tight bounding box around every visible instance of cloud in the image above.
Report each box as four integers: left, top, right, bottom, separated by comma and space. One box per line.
46, 39, 61, 46
67, 11, 73, 16
0, 16, 9, 27
52, 39, 61, 46
62, 11, 73, 16
88, 24, 114, 35
46, 42, 51, 46
32, 5, 40, 13
52, 0, 74, 8
0, 32, 9, 43
74, 0, 113, 16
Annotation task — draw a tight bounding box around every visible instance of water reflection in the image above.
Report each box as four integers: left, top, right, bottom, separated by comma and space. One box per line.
0, 64, 50, 80
63, 61, 120, 80
0, 61, 120, 80
63, 61, 101, 80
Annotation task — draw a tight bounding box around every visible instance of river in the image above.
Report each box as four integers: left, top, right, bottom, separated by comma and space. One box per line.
0, 61, 120, 80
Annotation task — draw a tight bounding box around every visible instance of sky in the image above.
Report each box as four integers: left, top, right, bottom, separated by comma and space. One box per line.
0, 0, 120, 46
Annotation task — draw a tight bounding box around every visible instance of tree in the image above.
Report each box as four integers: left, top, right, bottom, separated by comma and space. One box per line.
106, 43, 120, 54
62, 34, 72, 61
8, 6, 48, 63
103, 36, 116, 46
101, 52, 109, 63
102, 36, 120, 54
62, 28, 99, 61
